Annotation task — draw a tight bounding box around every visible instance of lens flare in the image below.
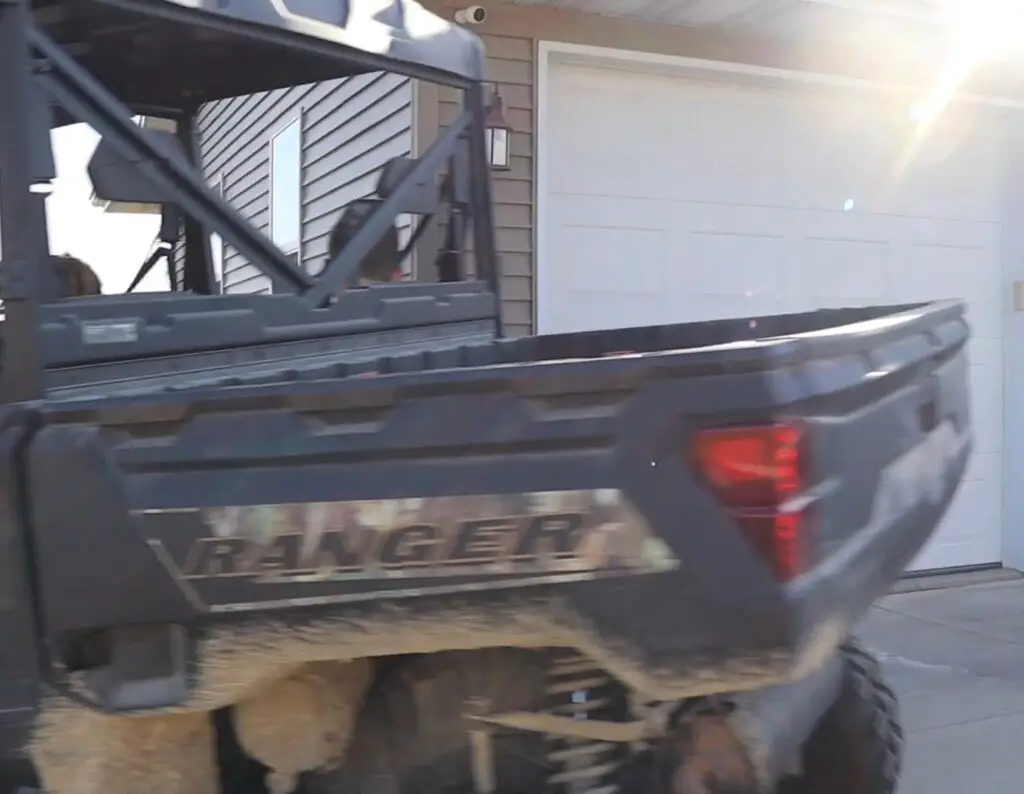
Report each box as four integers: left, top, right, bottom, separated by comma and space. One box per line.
889, 0, 1015, 190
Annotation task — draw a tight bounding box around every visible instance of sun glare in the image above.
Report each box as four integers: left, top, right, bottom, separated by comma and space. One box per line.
943, 0, 1018, 63
914, 0, 1020, 126
890, 0, 1018, 182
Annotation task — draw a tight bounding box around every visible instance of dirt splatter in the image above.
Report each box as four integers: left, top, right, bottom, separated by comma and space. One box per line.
31, 706, 215, 794
28, 599, 799, 794
186, 600, 794, 711
233, 660, 372, 792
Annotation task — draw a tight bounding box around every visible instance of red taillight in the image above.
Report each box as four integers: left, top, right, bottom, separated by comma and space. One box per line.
691, 424, 810, 582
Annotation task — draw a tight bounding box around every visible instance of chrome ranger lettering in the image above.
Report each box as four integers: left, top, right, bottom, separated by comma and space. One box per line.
142, 490, 681, 597
180, 512, 589, 581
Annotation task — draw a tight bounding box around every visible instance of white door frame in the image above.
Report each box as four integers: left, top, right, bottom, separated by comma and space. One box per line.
534, 39, 1023, 567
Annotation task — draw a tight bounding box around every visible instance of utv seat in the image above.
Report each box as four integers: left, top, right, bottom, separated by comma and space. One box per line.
322, 155, 445, 285
50, 254, 103, 297
326, 199, 402, 285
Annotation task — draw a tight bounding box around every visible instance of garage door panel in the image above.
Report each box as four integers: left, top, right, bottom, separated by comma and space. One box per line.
549, 157, 659, 200
965, 302, 1002, 341
549, 67, 669, 148
688, 231, 789, 298
695, 294, 788, 321
546, 194, 676, 310
881, 256, 931, 303
686, 92, 871, 210
969, 359, 1003, 455
682, 88, 877, 208
891, 217, 997, 249
549, 69, 671, 198
797, 238, 891, 302
883, 247, 999, 311
894, 173, 998, 222
562, 225, 671, 293
677, 85, 999, 221
546, 291, 674, 333
959, 261, 1002, 316
918, 245, 997, 298
892, 121, 1001, 220
844, 106, 997, 220
913, 474, 1002, 570
790, 209, 893, 243
683, 203, 796, 238
781, 149, 891, 213
964, 449, 1001, 487
546, 197, 673, 333
547, 192, 672, 227
969, 338, 1002, 383
915, 450, 1002, 570
930, 218, 1000, 250
542, 59, 1005, 571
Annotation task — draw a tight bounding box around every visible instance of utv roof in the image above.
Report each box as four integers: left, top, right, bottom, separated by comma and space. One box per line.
32, 0, 486, 113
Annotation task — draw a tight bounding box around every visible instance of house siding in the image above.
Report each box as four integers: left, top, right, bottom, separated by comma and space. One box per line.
432, 34, 534, 337
188, 72, 413, 292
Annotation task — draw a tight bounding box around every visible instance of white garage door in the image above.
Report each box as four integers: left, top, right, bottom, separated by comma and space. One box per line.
538, 56, 1004, 572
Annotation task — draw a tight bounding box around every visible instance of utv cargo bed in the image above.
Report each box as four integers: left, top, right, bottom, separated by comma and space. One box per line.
25, 299, 970, 700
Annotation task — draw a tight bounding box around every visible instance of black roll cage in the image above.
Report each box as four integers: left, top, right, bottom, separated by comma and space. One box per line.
0, 0, 501, 402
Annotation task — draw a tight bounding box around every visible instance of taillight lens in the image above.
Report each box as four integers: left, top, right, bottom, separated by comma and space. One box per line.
691, 424, 810, 582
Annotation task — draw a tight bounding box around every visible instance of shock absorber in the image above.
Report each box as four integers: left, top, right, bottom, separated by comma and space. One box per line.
545, 651, 626, 794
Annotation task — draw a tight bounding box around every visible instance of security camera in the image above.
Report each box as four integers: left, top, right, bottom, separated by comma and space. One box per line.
455, 5, 487, 24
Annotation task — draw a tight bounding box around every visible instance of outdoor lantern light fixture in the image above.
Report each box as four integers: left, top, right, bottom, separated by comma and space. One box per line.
484, 88, 511, 170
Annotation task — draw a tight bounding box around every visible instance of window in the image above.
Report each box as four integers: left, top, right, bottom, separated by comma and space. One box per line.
270, 117, 302, 262
210, 174, 225, 292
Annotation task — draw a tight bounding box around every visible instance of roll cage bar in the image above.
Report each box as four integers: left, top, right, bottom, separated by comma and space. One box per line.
0, 0, 501, 401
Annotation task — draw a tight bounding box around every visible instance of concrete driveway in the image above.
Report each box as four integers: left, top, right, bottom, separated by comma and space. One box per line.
861, 577, 1024, 794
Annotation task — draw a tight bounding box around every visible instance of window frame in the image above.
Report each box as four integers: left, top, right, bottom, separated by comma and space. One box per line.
210, 172, 225, 293
269, 114, 303, 269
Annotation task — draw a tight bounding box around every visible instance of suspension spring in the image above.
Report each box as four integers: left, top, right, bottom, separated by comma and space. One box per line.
545, 651, 627, 794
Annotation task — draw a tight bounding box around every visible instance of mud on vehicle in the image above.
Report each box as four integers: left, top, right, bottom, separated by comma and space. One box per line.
0, 2, 969, 794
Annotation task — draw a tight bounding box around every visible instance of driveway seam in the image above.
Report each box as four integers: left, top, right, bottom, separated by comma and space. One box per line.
872, 604, 1024, 648
908, 708, 1024, 735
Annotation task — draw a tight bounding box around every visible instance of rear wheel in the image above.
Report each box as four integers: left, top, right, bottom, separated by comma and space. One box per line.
783, 639, 903, 794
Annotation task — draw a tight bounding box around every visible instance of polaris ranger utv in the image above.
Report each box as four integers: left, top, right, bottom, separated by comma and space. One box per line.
0, 1, 971, 794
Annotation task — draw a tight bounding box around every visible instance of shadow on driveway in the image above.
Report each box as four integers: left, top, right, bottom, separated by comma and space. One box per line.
860, 579, 1024, 794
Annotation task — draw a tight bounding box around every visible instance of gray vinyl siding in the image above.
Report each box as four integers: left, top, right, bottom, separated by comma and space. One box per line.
189, 71, 413, 293
431, 32, 532, 336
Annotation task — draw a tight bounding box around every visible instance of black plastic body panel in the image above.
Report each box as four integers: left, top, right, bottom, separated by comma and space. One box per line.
0, 408, 43, 785
23, 300, 970, 695
48, 319, 495, 397
37, 281, 497, 368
